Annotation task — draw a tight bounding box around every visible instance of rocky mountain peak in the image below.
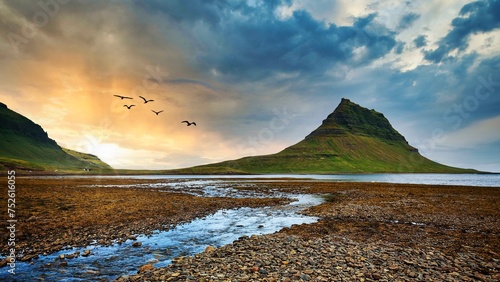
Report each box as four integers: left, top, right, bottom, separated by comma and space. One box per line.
306, 98, 408, 143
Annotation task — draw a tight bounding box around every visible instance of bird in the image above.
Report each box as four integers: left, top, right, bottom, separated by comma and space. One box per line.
151, 110, 163, 115
139, 96, 154, 103
123, 105, 135, 109
114, 94, 133, 100
181, 121, 196, 126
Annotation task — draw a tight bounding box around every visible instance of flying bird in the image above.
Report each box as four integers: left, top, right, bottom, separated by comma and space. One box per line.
139, 96, 154, 103
151, 110, 163, 115
124, 105, 135, 109
181, 121, 196, 126
114, 95, 133, 100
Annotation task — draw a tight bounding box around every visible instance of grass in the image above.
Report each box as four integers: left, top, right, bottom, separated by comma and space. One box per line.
0, 132, 111, 172
182, 132, 477, 174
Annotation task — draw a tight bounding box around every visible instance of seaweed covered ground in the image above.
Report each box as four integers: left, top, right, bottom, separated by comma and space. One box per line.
0, 177, 287, 261
119, 180, 500, 281
0, 177, 498, 281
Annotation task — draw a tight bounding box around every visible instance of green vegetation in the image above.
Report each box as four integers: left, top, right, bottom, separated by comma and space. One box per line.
176, 99, 477, 174
0, 99, 479, 175
0, 102, 112, 172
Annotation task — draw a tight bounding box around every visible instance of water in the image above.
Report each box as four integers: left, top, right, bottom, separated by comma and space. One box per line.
4, 173, 497, 281
1, 182, 323, 281
300, 173, 500, 187
39, 173, 500, 187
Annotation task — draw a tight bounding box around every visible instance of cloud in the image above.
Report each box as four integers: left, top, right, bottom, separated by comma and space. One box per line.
0, 0, 499, 172
397, 12, 420, 30
437, 115, 500, 148
132, 1, 397, 82
424, 0, 500, 63
413, 35, 427, 48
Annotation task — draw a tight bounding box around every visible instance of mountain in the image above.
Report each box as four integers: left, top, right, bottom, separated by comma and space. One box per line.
178, 98, 477, 174
0, 102, 112, 172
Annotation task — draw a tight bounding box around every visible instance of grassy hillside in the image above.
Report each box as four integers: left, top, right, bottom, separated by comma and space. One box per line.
180, 99, 477, 174
189, 134, 474, 174
0, 102, 112, 172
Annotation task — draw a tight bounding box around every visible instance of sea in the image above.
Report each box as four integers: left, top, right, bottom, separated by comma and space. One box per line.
41, 173, 500, 187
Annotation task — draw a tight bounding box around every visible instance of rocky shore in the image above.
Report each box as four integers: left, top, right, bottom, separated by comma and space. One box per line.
117, 182, 500, 281
1, 177, 498, 281
117, 233, 498, 281
0, 177, 287, 262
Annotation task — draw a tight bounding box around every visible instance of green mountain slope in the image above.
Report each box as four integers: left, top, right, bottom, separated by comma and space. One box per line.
184, 98, 476, 174
0, 102, 112, 172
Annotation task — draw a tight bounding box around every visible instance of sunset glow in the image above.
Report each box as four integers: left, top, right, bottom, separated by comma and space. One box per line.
0, 0, 499, 171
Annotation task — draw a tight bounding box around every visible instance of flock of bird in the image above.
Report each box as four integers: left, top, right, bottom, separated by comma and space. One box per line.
113, 94, 196, 126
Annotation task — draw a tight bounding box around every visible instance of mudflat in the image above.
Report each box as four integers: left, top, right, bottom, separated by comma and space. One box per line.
1, 177, 499, 281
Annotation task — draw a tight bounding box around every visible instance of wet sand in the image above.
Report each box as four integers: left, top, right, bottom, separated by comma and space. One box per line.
1, 177, 499, 281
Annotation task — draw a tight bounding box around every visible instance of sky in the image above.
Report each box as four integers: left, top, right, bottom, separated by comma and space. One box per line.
0, 0, 499, 172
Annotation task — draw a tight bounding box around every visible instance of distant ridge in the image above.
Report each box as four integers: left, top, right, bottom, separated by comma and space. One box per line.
175, 98, 477, 174
0, 102, 112, 172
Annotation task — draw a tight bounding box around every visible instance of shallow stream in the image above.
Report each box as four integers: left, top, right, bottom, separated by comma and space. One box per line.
2, 180, 323, 281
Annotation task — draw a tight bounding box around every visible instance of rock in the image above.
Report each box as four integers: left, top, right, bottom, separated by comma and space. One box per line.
60, 261, 68, 267
59, 254, 65, 260
172, 256, 184, 264
132, 242, 142, 247
204, 245, 216, 253
138, 264, 154, 273
388, 265, 398, 270
0, 257, 9, 267
20, 254, 39, 262
82, 249, 91, 257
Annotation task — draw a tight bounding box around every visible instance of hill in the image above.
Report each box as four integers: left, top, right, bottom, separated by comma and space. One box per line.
179, 98, 477, 174
0, 102, 112, 172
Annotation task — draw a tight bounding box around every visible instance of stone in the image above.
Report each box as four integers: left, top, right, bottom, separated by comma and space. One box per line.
204, 245, 216, 253
138, 264, 154, 273
132, 241, 142, 247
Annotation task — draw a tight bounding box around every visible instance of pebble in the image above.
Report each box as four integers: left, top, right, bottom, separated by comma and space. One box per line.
138, 264, 154, 273
204, 245, 216, 253
115, 233, 500, 281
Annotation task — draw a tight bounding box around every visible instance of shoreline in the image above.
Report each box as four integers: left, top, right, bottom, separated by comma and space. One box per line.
1, 177, 498, 280
0, 177, 288, 262
118, 181, 500, 281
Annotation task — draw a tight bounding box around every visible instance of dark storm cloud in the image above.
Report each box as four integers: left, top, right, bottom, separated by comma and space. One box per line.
210, 11, 397, 80
397, 13, 420, 30
424, 0, 500, 63
372, 54, 500, 132
413, 35, 427, 48
131, 1, 397, 81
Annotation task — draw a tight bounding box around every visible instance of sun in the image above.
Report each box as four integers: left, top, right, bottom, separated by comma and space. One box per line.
91, 143, 121, 164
